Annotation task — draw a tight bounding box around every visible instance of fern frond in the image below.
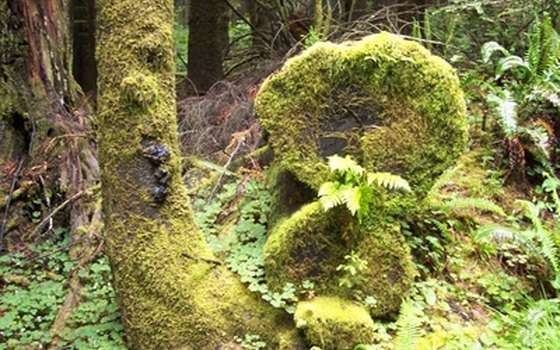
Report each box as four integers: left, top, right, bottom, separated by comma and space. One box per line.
341, 186, 361, 216
318, 181, 344, 211
474, 225, 533, 249
327, 155, 364, 176
527, 13, 559, 77
487, 90, 518, 138
425, 164, 464, 201
367, 172, 411, 192
495, 55, 531, 78
441, 197, 506, 216
481, 41, 509, 63
529, 85, 560, 107
526, 15, 543, 73
394, 300, 422, 350
516, 200, 543, 231
516, 200, 560, 276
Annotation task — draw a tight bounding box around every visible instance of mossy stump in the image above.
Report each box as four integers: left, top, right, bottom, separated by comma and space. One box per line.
264, 201, 415, 317
255, 32, 467, 198
294, 296, 375, 350
257, 33, 466, 327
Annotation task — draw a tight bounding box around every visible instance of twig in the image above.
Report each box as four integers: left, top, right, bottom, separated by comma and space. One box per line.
209, 139, 244, 200
181, 252, 223, 266
219, 0, 271, 44
30, 185, 100, 238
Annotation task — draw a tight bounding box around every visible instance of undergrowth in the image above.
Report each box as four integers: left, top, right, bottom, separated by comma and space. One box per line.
0, 231, 125, 350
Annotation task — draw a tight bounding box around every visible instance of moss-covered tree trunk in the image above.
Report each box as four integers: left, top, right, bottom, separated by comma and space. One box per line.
96, 1, 298, 348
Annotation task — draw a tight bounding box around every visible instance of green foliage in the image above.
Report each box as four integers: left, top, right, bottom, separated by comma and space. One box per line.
303, 27, 325, 49
0, 235, 72, 347
0, 234, 124, 349
393, 301, 422, 350
319, 155, 410, 223
474, 200, 560, 288
236, 333, 267, 350
438, 197, 506, 217
173, 20, 189, 75
336, 252, 368, 289
195, 176, 309, 314
60, 258, 125, 349
488, 297, 560, 349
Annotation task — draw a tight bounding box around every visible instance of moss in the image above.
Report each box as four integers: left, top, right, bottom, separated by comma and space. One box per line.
96, 0, 301, 348
255, 32, 467, 198
264, 201, 415, 317
264, 201, 348, 292
294, 296, 375, 350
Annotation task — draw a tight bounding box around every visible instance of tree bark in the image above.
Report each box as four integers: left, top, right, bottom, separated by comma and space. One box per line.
0, 0, 100, 341
187, 0, 228, 94
96, 0, 298, 348
0, 0, 98, 250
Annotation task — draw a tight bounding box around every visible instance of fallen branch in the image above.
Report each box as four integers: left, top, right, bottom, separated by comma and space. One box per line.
30, 184, 100, 238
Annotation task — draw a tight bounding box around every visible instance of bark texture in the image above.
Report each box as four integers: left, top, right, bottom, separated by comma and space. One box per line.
187, 0, 228, 94
95, 1, 299, 348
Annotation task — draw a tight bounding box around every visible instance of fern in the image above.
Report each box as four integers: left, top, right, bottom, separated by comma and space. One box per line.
487, 90, 518, 138
517, 200, 560, 282
327, 154, 364, 176
425, 164, 464, 202
475, 200, 560, 287
526, 13, 558, 78
319, 155, 411, 223
367, 172, 412, 192
481, 41, 509, 63
474, 224, 536, 253
394, 300, 422, 350
440, 197, 506, 217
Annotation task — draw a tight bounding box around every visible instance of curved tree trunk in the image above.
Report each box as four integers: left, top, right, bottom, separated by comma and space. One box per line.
95, 0, 298, 348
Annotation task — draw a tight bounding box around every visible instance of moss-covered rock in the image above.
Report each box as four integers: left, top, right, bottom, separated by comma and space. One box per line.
255, 32, 467, 199
264, 201, 415, 316
294, 296, 375, 350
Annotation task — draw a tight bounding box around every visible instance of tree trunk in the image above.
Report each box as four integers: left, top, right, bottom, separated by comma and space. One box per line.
174, 0, 189, 27
0, 0, 98, 251
95, 0, 299, 348
0, 0, 101, 341
187, 0, 228, 94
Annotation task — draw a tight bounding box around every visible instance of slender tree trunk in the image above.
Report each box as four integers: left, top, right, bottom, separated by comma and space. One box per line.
187, 0, 228, 94
96, 0, 298, 348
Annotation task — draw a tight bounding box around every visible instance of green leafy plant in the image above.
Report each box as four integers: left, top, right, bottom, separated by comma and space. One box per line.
474, 200, 560, 288
393, 301, 422, 350
0, 233, 125, 349
319, 155, 411, 223
482, 13, 559, 182
336, 252, 368, 289
236, 333, 267, 350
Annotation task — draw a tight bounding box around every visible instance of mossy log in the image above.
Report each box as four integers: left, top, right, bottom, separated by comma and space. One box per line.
96, 1, 301, 348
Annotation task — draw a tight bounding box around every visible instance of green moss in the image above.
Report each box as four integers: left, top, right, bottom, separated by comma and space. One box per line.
96, 1, 301, 348
264, 201, 415, 316
294, 296, 375, 350
264, 201, 348, 292
255, 32, 467, 198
